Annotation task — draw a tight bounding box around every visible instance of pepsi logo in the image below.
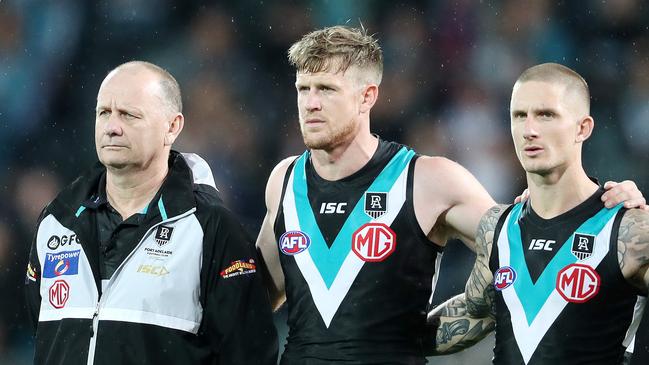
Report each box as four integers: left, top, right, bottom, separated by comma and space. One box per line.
279, 231, 310, 255
494, 266, 517, 290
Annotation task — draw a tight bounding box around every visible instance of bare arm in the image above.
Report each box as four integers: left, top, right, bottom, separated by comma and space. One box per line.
413, 156, 496, 251
255, 157, 296, 311
428, 204, 507, 355
618, 209, 649, 295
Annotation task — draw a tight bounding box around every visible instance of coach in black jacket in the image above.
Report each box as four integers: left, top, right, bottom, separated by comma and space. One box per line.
25, 61, 278, 365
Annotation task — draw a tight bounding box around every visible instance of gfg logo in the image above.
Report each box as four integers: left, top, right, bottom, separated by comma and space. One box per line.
47, 234, 80, 250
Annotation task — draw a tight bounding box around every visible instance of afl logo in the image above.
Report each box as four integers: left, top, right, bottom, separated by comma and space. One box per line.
279, 231, 311, 255
556, 263, 600, 303
494, 266, 517, 291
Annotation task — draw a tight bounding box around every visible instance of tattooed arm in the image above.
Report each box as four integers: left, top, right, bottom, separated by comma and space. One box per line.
618, 209, 649, 364
427, 204, 507, 355
618, 209, 649, 295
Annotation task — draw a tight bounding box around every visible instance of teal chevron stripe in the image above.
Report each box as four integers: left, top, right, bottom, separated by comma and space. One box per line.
507, 202, 622, 325
292, 147, 415, 288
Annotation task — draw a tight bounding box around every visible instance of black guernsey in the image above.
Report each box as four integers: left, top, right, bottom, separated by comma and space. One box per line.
489, 188, 641, 365
275, 139, 442, 364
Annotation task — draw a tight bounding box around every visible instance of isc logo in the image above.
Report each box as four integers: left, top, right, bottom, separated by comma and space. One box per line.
351, 223, 396, 262
528, 239, 555, 251
279, 231, 311, 255
137, 264, 170, 276
556, 263, 600, 303
494, 266, 516, 290
319, 202, 347, 214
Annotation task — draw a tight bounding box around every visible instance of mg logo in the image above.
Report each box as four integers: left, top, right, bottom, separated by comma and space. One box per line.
494, 266, 517, 290
351, 223, 396, 262
556, 263, 600, 303
49, 280, 70, 309
279, 231, 311, 255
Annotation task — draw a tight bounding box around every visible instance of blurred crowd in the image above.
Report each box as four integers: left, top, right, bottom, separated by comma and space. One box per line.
1, 0, 648, 363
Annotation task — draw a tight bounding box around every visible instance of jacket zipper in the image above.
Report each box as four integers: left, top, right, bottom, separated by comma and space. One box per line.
83, 208, 197, 363
86, 301, 100, 365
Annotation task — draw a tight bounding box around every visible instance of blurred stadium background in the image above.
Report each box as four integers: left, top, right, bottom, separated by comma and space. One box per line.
1, 0, 648, 363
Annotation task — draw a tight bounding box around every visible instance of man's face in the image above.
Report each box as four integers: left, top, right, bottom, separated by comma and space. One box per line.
295, 67, 363, 150
95, 68, 170, 171
510, 81, 583, 176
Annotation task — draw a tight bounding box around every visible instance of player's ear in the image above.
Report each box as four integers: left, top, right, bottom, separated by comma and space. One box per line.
575, 116, 594, 143
164, 113, 184, 146
359, 83, 378, 113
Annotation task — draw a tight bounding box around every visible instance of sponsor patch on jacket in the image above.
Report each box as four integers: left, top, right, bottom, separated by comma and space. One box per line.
26, 262, 38, 282
49, 280, 70, 309
43, 250, 81, 278
279, 231, 310, 255
220, 259, 256, 279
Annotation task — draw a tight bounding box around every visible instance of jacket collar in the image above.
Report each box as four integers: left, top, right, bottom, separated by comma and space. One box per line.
49, 150, 198, 223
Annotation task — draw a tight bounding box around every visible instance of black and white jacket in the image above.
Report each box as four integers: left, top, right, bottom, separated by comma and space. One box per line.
25, 151, 278, 365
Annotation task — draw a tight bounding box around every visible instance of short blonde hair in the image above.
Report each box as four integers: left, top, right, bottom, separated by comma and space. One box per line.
288, 25, 383, 85
516, 63, 590, 114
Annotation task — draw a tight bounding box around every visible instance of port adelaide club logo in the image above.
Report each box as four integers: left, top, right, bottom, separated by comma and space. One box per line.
364, 192, 387, 219
154, 225, 174, 246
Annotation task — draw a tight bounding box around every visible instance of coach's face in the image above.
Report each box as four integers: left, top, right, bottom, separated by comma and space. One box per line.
295, 66, 366, 150
510, 81, 590, 176
95, 67, 171, 172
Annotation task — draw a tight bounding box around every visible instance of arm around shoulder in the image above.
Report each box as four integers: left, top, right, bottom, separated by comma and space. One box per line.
413, 156, 496, 251
618, 209, 649, 294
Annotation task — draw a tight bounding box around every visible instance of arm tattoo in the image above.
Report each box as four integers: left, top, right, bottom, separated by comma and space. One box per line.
437, 319, 496, 353
618, 209, 649, 293
466, 204, 506, 318
428, 205, 505, 355
437, 319, 469, 345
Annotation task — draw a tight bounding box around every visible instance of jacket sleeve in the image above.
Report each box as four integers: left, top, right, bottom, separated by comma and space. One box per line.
25, 208, 47, 333
200, 205, 278, 365
631, 297, 649, 365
